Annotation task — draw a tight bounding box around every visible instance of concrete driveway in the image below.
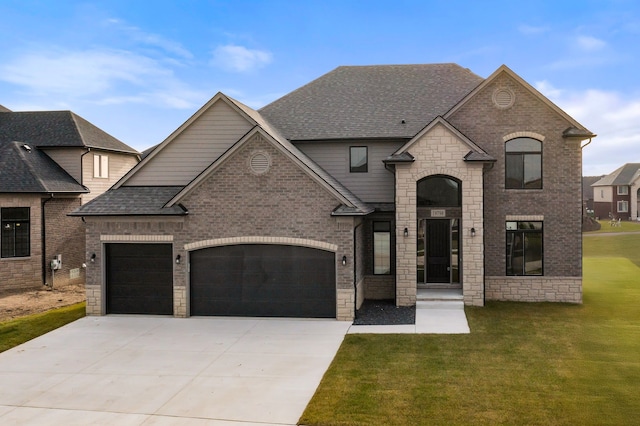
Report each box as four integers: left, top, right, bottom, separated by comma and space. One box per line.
0, 316, 350, 425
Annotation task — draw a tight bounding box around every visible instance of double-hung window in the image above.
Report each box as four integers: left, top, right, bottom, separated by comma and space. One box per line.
1, 207, 30, 258
618, 201, 629, 213
617, 186, 629, 195
506, 221, 542, 276
373, 221, 391, 274
505, 138, 542, 189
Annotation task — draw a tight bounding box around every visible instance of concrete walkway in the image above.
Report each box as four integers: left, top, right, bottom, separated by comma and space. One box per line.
348, 300, 470, 334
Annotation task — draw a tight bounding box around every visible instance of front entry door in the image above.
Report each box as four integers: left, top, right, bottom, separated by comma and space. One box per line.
417, 219, 460, 285
426, 220, 450, 283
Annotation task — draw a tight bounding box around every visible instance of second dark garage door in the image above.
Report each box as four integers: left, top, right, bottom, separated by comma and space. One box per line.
190, 244, 336, 318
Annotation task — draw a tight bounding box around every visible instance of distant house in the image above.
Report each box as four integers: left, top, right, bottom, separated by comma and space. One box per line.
591, 163, 640, 221
0, 109, 139, 292
583, 175, 605, 214
73, 64, 594, 320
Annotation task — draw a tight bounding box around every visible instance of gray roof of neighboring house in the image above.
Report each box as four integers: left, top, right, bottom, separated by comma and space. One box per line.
583, 176, 605, 199
0, 110, 138, 154
70, 186, 186, 216
259, 64, 483, 141
0, 141, 88, 193
0, 105, 11, 112
592, 163, 640, 187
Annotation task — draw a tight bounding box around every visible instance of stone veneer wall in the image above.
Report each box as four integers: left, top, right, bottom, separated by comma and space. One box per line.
395, 123, 485, 307
0, 194, 43, 291
485, 277, 582, 303
84, 134, 357, 320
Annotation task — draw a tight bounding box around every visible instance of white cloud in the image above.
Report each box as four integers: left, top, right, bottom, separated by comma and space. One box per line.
211, 44, 273, 72
0, 47, 205, 109
518, 24, 549, 35
540, 82, 640, 175
576, 35, 607, 51
104, 18, 194, 60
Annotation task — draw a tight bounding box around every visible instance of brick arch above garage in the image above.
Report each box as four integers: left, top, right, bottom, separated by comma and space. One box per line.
184, 236, 338, 252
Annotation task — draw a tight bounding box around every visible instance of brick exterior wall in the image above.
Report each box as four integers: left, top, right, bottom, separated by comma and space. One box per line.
44, 197, 85, 289
447, 71, 583, 303
394, 122, 485, 307
0, 194, 43, 292
84, 134, 357, 320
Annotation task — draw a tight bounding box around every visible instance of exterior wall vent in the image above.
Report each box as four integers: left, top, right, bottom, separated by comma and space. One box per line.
492, 87, 515, 109
249, 151, 271, 175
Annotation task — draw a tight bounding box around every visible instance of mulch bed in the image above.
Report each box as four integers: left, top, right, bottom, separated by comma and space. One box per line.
352, 299, 415, 325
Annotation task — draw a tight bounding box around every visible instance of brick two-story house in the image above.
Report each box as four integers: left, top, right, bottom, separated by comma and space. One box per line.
591, 163, 640, 221
0, 109, 139, 292
72, 64, 594, 320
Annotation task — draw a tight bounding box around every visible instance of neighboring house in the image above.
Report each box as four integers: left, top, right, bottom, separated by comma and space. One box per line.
582, 175, 605, 215
0, 109, 139, 292
72, 64, 594, 320
591, 163, 640, 220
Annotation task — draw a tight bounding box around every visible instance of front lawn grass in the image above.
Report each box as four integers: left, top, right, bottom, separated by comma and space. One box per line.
586, 219, 640, 233
0, 302, 85, 353
301, 236, 640, 425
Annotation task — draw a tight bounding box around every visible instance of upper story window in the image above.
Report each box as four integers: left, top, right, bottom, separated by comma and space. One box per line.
1, 207, 30, 258
505, 138, 542, 189
617, 186, 629, 195
350, 146, 368, 173
93, 154, 109, 178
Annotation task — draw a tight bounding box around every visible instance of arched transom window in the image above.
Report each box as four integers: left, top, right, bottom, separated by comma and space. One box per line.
417, 175, 461, 207
505, 138, 542, 189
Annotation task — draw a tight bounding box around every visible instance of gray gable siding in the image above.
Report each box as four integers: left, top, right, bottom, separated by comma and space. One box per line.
295, 140, 404, 203
40, 147, 85, 183
126, 101, 253, 186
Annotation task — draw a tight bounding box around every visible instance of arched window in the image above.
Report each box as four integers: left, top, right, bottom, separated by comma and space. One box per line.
417, 175, 461, 207
505, 138, 542, 189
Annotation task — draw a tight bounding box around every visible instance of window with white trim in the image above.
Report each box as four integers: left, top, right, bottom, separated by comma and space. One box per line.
93, 154, 109, 178
617, 186, 628, 195
618, 201, 629, 213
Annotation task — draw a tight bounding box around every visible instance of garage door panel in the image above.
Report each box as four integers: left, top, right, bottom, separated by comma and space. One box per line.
106, 243, 173, 315
190, 244, 336, 318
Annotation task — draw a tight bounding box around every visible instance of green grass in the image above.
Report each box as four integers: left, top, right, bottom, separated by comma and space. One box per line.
585, 219, 640, 233
301, 235, 640, 425
0, 302, 86, 353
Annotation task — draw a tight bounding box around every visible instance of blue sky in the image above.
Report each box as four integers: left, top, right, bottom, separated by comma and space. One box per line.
1, 0, 638, 175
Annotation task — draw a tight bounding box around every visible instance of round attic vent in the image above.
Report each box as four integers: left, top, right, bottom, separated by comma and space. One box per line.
492, 87, 515, 109
249, 151, 271, 175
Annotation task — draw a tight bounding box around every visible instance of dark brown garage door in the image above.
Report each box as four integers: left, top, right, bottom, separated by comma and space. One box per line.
106, 243, 173, 315
190, 244, 336, 318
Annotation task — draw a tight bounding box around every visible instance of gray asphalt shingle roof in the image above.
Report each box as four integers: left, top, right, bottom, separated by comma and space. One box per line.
592, 163, 640, 187
259, 64, 483, 141
0, 110, 138, 153
0, 141, 87, 193
70, 186, 186, 216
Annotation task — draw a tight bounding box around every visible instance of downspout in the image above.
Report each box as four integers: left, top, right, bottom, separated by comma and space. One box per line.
41, 193, 54, 287
80, 147, 91, 189
353, 220, 363, 320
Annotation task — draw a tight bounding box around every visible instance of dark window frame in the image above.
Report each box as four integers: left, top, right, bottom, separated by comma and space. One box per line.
505, 138, 542, 189
372, 221, 391, 275
1, 207, 31, 258
506, 221, 543, 276
349, 146, 368, 173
